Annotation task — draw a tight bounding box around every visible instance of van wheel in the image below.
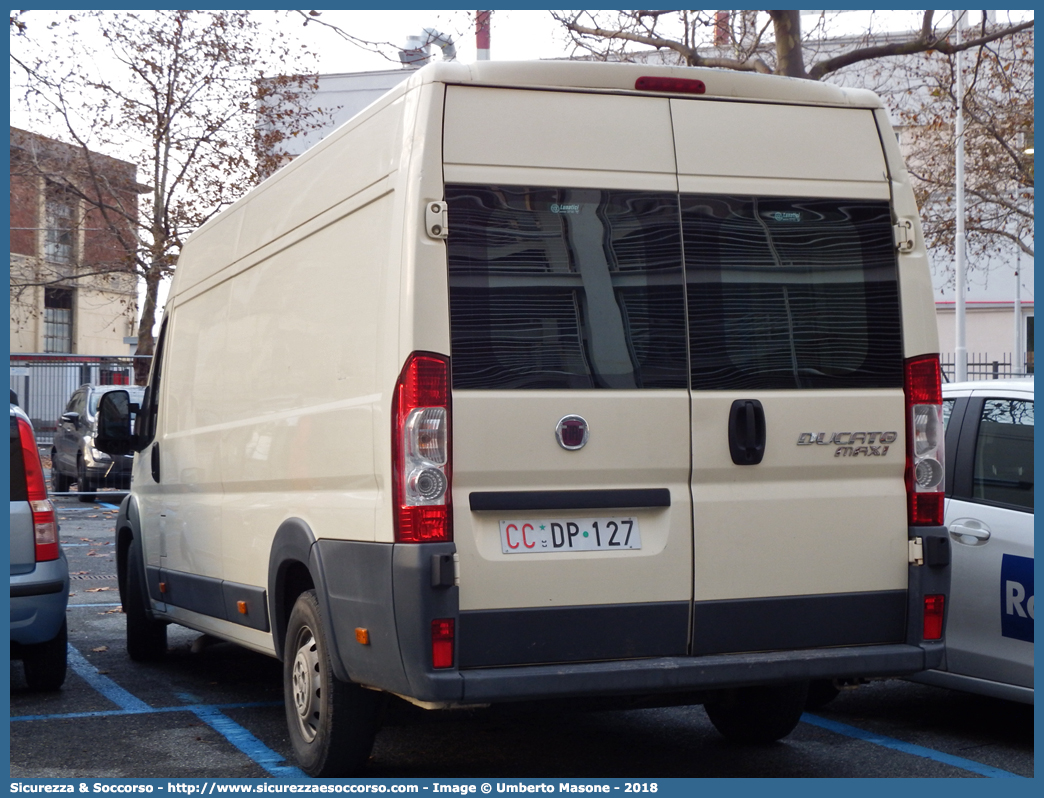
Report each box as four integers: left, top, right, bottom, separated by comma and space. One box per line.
50, 452, 72, 492
22, 620, 68, 691
705, 681, 809, 744
124, 541, 167, 661
284, 590, 383, 777
77, 455, 95, 502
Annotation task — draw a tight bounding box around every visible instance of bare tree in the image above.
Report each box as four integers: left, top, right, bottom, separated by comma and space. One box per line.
894, 30, 1034, 268
10, 10, 331, 369
551, 10, 1032, 79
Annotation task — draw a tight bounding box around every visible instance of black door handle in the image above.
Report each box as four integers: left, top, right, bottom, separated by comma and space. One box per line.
151, 443, 161, 483
728, 399, 766, 465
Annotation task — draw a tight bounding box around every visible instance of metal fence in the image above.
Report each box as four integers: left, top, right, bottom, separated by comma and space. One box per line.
9, 354, 151, 447
939, 352, 1034, 383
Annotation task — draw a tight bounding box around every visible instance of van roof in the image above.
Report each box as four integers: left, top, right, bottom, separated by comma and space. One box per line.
402, 59, 883, 109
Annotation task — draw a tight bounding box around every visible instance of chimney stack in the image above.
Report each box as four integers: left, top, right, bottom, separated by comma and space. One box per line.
476, 11, 491, 60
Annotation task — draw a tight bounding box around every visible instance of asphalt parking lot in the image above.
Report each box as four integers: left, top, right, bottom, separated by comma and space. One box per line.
9, 491, 1034, 780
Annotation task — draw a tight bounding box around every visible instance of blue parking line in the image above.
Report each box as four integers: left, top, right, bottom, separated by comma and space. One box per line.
12, 701, 282, 723
179, 694, 305, 779
34, 647, 303, 777
801, 712, 1023, 778
66, 643, 151, 712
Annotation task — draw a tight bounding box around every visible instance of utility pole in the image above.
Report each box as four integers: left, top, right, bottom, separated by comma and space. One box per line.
1014, 253, 1023, 374
954, 10, 968, 382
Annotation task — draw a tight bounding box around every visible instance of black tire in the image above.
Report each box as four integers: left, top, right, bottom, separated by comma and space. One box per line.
284, 590, 383, 777
805, 679, 841, 710
50, 451, 72, 493
124, 541, 167, 661
22, 620, 68, 691
77, 455, 96, 502
705, 681, 809, 744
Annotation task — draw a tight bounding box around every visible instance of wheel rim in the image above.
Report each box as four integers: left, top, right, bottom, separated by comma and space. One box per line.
290, 625, 322, 744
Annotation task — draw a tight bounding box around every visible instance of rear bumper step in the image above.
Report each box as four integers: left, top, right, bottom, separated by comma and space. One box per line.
454, 643, 939, 703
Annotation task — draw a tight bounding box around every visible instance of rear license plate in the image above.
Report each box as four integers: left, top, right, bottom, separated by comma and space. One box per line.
499, 517, 641, 554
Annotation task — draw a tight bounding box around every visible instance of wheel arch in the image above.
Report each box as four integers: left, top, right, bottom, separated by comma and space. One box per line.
268, 518, 348, 680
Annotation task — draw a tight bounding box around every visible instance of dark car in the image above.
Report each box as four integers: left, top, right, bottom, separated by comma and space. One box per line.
10, 402, 69, 690
51, 384, 145, 501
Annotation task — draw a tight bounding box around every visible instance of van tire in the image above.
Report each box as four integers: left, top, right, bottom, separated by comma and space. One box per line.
22, 620, 68, 691
284, 590, 383, 777
705, 681, 809, 744
124, 541, 167, 662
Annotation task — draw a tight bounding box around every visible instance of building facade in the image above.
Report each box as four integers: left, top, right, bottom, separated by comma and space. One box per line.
9, 127, 142, 356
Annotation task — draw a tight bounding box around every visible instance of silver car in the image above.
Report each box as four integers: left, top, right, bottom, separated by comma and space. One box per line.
10, 402, 69, 690
908, 377, 1034, 704
51, 383, 145, 500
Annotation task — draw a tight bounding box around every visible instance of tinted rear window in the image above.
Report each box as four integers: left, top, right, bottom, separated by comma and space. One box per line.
447, 185, 687, 389
446, 187, 904, 392
683, 196, 904, 390
10, 414, 28, 502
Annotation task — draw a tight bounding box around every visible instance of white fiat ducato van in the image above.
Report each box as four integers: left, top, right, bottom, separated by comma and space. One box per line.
96, 60, 951, 776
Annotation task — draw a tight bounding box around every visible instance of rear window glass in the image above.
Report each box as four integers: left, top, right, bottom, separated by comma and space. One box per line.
446, 185, 687, 389
10, 415, 28, 502
683, 196, 904, 390
446, 187, 904, 392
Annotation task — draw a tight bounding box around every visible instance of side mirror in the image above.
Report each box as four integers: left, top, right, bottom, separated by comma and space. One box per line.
61, 411, 80, 425
94, 390, 138, 456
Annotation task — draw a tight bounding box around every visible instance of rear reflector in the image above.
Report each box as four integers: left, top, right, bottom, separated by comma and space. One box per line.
431, 618, 455, 669
923, 594, 945, 640
635, 76, 706, 95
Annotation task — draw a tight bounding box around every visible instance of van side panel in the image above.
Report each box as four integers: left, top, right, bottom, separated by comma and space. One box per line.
172, 94, 407, 296
152, 97, 410, 645
219, 197, 391, 591
155, 284, 231, 581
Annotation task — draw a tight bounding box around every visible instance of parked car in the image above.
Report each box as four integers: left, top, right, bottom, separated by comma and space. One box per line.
10, 402, 69, 690
907, 377, 1034, 704
51, 384, 145, 501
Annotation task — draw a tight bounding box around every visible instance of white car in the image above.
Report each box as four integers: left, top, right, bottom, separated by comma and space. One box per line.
909, 377, 1034, 704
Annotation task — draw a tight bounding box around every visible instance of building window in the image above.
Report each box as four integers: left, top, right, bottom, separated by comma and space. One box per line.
44, 188, 76, 264
43, 287, 73, 353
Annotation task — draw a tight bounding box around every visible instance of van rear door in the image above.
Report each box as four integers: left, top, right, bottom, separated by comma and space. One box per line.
672, 100, 911, 654
443, 86, 694, 669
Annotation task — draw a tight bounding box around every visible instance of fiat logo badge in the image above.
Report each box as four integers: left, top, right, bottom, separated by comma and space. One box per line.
556, 415, 589, 450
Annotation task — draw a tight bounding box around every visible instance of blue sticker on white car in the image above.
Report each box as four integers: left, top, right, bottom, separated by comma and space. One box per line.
1000, 554, 1033, 642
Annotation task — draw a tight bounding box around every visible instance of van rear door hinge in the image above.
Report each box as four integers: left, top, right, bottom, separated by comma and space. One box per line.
908, 536, 924, 566
893, 219, 914, 253
425, 200, 448, 240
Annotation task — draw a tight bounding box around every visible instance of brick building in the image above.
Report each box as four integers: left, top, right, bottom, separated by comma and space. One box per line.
9, 127, 145, 356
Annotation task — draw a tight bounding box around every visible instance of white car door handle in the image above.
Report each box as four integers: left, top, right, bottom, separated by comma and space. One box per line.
949, 519, 991, 544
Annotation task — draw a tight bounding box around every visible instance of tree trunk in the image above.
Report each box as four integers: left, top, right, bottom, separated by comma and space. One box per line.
770, 10, 809, 79
134, 265, 161, 385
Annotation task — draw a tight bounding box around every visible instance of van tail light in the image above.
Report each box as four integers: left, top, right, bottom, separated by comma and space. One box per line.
393, 352, 452, 543
923, 594, 945, 640
431, 618, 455, 669
904, 355, 945, 527
17, 416, 59, 562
